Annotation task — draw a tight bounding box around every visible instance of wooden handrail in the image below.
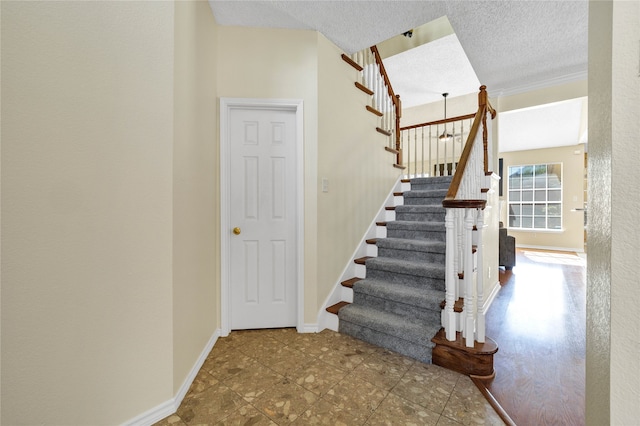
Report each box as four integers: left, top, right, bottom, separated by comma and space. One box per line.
399, 113, 477, 131
370, 46, 397, 106
443, 106, 485, 204
442, 198, 487, 209
370, 45, 403, 165
442, 86, 491, 206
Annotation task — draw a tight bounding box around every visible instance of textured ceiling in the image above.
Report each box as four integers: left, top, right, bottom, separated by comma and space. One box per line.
208, 1, 589, 151
208, 0, 588, 97
383, 34, 481, 107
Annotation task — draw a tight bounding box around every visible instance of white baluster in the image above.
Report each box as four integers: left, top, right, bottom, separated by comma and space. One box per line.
378, 69, 383, 112
383, 95, 387, 127
361, 50, 367, 86
455, 209, 463, 303
363, 62, 369, 91
444, 124, 448, 175
402, 130, 407, 174
401, 130, 405, 166
365, 50, 370, 89
436, 125, 441, 176
444, 209, 457, 341
464, 208, 475, 347
475, 208, 485, 343
452, 121, 457, 174
428, 126, 432, 177
386, 96, 390, 131
378, 73, 383, 112
367, 49, 375, 90
361, 51, 367, 87
372, 68, 377, 108
365, 52, 372, 91
408, 128, 413, 177
421, 127, 425, 176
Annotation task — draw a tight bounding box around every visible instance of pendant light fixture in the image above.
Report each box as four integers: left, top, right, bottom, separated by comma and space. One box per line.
438, 92, 453, 141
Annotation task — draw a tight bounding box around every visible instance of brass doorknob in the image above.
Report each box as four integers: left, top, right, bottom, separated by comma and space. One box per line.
233, 227, 241, 235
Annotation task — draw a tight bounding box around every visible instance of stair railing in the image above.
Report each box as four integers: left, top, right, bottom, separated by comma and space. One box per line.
399, 113, 476, 178
441, 86, 496, 347
349, 47, 402, 166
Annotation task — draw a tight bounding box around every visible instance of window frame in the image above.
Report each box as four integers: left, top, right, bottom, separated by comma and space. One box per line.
507, 162, 563, 232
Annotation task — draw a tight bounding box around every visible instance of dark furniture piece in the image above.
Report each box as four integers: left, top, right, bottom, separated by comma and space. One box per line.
499, 222, 516, 270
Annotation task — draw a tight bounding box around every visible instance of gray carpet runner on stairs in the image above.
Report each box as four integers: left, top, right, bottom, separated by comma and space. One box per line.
338, 175, 453, 363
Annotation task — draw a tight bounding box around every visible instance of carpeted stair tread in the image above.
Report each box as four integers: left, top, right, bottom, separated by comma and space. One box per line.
353, 279, 444, 310
384, 221, 445, 241
394, 205, 446, 213
385, 220, 445, 231
404, 183, 450, 192
375, 237, 446, 254
410, 176, 453, 185
338, 304, 440, 348
394, 205, 446, 223
338, 321, 436, 363
365, 257, 445, 280
403, 189, 448, 199
334, 175, 454, 362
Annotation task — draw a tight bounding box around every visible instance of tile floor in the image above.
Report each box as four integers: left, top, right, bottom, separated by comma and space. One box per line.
154, 328, 504, 425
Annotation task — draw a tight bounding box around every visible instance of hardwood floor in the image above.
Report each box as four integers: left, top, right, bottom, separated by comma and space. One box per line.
478, 248, 586, 426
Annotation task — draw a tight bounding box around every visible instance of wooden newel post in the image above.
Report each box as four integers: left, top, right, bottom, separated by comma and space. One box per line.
395, 94, 402, 165
479, 85, 489, 174
478, 85, 487, 108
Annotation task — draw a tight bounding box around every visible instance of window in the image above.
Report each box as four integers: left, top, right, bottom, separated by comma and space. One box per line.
508, 163, 562, 230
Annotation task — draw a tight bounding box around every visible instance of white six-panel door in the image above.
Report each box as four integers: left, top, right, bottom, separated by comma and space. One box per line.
225, 103, 299, 330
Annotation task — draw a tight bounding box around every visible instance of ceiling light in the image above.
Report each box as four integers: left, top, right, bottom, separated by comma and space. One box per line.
439, 93, 453, 141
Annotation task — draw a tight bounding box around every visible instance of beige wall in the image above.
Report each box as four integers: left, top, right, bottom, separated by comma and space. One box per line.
609, 1, 640, 421
491, 76, 588, 253
587, 1, 640, 424
316, 34, 401, 314
499, 145, 585, 252
7, 2, 639, 424
216, 28, 402, 324
495, 80, 588, 113
400, 91, 487, 177
481, 174, 501, 302
216, 26, 320, 324
173, 1, 219, 395
1, 2, 175, 424
401, 92, 478, 127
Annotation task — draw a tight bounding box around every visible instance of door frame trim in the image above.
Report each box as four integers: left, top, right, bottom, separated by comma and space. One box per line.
219, 98, 304, 336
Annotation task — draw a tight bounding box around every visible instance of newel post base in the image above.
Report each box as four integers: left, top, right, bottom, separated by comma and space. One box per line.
431, 328, 498, 378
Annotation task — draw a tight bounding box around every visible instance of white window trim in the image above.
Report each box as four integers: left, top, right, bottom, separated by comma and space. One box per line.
507, 162, 563, 231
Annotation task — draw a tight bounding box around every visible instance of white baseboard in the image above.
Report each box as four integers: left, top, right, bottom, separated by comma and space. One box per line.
122, 398, 176, 426
121, 329, 221, 426
482, 280, 501, 314
318, 310, 340, 332
298, 323, 319, 333
316, 176, 404, 332
516, 243, 584, 253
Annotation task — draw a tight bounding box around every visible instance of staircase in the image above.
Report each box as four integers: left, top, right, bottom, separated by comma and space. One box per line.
331, 46, 499, 374
330, 175, 453, 363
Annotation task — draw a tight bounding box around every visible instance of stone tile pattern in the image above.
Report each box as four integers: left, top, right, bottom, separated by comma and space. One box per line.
154, 329, 504, 426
